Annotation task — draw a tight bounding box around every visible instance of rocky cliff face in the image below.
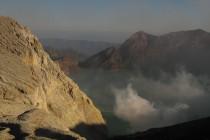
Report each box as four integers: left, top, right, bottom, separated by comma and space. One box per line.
0, 16, 106, 140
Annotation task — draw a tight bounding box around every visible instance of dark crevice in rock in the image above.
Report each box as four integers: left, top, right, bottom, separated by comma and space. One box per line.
0, 123, 29, 140
71, 123, 108, 140
35, 128, 76, 140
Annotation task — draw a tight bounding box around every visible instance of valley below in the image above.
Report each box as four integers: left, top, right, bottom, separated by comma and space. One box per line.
42, 28, 210, 139
69, 69, 210, 137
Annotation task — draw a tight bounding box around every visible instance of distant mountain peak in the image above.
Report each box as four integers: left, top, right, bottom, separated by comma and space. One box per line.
81, 29, 210, 74
132, 30, 147, 36
187, 29, 209, 35
120, 31, 155, 54
165, 29, 208, 36
190, 28, 206, 33
129, 31, 154, 40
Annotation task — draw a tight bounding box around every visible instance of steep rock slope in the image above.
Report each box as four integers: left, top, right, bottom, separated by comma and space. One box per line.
0, 16, 106, 140
80, 30, 210, 75
79, 47, 122, 71
111, 117, 210, 140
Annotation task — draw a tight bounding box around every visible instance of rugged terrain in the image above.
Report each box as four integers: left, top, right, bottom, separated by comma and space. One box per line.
80, 30, 210, 75
44, 46, 83, 74
42, 39, 117, 75
0, 16, 106, 140
111, 117, 210, 140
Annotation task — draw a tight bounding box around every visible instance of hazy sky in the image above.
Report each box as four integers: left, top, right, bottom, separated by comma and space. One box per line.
0, 0, 210, 42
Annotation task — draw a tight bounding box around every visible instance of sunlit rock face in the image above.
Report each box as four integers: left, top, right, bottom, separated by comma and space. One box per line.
0, 16, 106, 140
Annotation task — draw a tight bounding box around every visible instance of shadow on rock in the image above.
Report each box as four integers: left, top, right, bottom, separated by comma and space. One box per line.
35, 128, 76, 140
71, 123, 108, 140
111, 117, 210, 140
0, 122, 28, 140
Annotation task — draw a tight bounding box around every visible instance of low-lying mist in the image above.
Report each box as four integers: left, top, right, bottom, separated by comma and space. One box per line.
70, 69, 210, 135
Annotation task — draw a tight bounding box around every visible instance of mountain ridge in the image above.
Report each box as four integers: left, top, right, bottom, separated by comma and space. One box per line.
80, 29, 210, 75
111, 116, 210, 140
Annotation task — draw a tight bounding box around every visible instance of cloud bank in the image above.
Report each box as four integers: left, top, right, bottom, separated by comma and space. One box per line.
113, 71, 209, 131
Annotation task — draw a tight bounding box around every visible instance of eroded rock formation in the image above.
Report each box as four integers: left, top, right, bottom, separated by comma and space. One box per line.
0, 16, 106, 140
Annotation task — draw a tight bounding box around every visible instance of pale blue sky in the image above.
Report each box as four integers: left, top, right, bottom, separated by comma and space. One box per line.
0, 0, 209, 42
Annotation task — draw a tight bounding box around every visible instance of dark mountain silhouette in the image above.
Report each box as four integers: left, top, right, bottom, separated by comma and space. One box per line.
80, 29, 210, 75
110, 116, 210, 140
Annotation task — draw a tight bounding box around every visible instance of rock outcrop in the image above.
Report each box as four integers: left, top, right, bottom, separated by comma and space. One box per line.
0, 16, 106, 140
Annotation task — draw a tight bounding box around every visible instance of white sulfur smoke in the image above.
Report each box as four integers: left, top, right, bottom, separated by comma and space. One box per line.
113, 72, 205, 131
114, 84, 158, 125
